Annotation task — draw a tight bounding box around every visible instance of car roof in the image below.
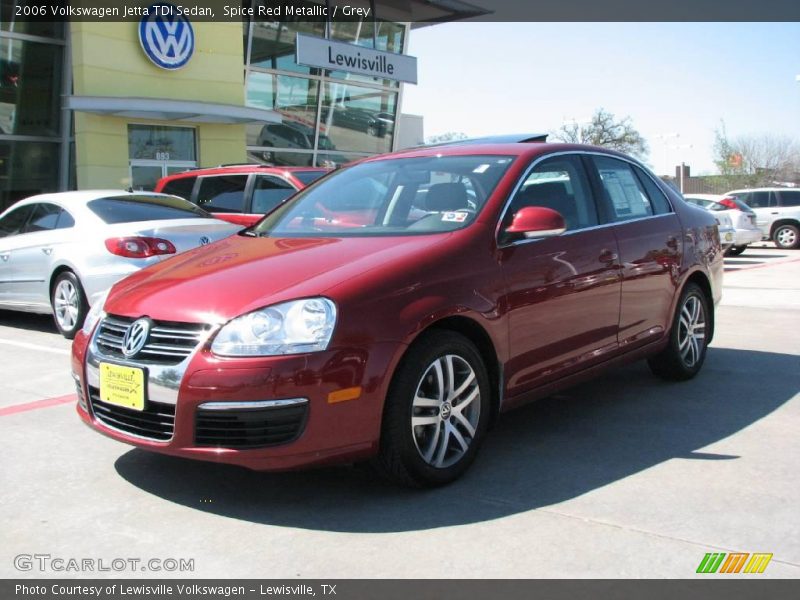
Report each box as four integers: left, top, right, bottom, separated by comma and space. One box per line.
161, 165, 329, 180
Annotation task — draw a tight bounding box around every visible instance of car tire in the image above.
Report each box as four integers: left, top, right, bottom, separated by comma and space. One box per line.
647, 282, 710, 381
51, 271, 88, 339
373, 330, 491, 487
725, 245, 747, 256
773, 224, 800, 250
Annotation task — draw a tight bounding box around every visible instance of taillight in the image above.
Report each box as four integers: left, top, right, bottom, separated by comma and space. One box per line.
718, 197, 741, 210
105, 237, 177, 258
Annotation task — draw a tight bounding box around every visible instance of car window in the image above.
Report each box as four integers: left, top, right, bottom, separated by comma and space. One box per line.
251, 176, 296, 214
161, 176, 196, 201
632, 165, 672, 214
0, 204, 35, 237
593, 156, 657, 222
56, 210, 75, 229
292, 170, 328, 186
736, 191, 771, 208
24, 203, 63, 233
778, 190, 800, 207
505, 155, 598, 232
88, 195, 211, 224
252, 155, 515, 237
196, 175, 248, 213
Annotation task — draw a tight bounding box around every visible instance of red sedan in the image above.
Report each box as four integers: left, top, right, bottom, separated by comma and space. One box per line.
73, 141, 723, 487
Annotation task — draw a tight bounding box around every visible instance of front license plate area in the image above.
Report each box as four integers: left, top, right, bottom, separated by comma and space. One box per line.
99, 363, 145, 411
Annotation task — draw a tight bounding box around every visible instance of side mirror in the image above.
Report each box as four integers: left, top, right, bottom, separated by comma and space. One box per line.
505, 206, 566, 239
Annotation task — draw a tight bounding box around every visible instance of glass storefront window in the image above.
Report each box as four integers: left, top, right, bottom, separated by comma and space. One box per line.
327, 20, 403, 87
250, 9, 325, 75
1, 2, 64, 39
247, 150, 314, 167
0, 140, 59, 209
0, 37, 62, 137
320, 82, 396, 154
128, 125, 196, 162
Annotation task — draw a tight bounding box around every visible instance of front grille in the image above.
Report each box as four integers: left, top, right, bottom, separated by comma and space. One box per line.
195, 403, 308, 449
95, 315, 208, 365
89, 386, 175, 441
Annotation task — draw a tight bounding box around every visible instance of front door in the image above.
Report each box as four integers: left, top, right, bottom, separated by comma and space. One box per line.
499, 154, 622, 397
128, 124, 197, 191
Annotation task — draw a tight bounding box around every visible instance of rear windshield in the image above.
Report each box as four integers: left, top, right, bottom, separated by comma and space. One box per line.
292, 170, 328, 186
88, 195, 212, 224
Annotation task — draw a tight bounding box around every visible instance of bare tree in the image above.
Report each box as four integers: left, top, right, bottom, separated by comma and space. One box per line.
713, 122, 800, 187
552, 108, 649, 159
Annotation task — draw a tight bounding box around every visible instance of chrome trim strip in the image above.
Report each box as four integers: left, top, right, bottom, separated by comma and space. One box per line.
495, 150, 676, 249
198, 399, 309, 411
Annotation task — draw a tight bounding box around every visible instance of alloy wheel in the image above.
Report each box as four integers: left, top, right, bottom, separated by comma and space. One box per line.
53, 279, 79, 330
411, 354, 481, 469
775, 226, 797, 248
677, 295, 706, 368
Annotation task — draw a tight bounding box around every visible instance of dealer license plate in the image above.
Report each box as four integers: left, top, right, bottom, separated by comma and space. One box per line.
99, 363, 145, 411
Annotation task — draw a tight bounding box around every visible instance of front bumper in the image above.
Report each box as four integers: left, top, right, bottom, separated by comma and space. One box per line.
72, 327, 404, 471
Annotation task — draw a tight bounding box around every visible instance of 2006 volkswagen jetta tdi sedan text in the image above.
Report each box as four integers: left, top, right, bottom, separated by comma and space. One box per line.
72, 140, 723, 487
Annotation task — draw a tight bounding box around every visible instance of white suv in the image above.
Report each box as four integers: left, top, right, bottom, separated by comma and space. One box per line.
726, 188, 800, 249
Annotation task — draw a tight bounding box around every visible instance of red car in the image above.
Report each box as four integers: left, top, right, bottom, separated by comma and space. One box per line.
154, 165, 330, 227
73, 141, 723, 487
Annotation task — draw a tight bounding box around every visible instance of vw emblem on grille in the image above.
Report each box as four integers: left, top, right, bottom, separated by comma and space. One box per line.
122, 319, 151, 358
138, 3, 195, 70
199, 236, 210, 245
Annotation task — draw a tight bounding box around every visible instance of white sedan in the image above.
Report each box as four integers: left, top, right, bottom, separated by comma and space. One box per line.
684, 194, 763, 256
0, 191, 241, 338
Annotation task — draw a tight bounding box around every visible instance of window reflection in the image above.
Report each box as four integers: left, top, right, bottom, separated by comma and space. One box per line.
249, 9, 324, 75
321, 82, 396, 153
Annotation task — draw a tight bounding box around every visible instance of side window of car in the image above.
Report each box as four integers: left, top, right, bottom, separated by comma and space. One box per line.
504, 154, 598, 232
632, 165, 672, 215
745, 191, 771, 208
251, 176, 296, 214
196, 175, 248, 213
592, 156, 658, 222
24, 203, 63, 233
161, 176, 196, 201
0, 205, 35, 238
778, 190, 800, 207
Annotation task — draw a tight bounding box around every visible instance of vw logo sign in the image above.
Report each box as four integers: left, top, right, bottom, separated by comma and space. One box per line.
139, 3, 194, 70
122, 318, 151, 358
199, 236, 210, 246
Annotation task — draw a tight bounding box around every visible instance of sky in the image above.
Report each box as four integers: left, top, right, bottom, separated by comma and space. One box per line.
401, 22, 800, 175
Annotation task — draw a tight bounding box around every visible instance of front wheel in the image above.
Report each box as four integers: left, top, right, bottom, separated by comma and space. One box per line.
648, 282, 710, 381
51, 271, 88, 339
374, 331, 491, 487
773, 224, 800, 250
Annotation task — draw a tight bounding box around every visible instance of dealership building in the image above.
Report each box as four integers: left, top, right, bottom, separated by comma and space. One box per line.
0, 0, 487, 211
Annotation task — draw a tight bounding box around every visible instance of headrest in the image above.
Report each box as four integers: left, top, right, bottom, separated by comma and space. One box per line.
425, 182, 469, 212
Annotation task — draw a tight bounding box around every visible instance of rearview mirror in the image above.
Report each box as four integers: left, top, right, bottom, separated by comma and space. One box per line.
505, 206, 566, 239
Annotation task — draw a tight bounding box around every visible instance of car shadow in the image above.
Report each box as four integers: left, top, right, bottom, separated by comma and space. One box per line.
0, 310, 58, 334
735, 253, 788, 260
114, 347, 798, 533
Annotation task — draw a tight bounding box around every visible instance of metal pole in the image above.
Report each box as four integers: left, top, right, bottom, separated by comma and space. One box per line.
680, 162, 685, 193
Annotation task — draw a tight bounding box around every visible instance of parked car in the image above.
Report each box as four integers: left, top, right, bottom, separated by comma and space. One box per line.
0, 191, 240, 338
725, 187, 800, 249
73, 142, 722, 487
155, 165, 329, 227
684, 194, 762, 255
255, 122, 337, 167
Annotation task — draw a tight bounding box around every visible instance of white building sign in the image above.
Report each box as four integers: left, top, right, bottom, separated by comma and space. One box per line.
296, 34, 418, 84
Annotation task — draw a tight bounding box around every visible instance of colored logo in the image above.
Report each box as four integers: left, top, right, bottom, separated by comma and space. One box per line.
696, 552, 772, 574
122, 319, 151, 358
139, 3, 194, 70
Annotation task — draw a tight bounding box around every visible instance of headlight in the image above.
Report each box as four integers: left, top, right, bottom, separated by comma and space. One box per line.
81, 289, 110, 335
211, 298, 337, 357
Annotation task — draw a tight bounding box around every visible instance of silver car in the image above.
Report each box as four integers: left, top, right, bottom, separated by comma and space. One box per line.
0, 191, 241, 338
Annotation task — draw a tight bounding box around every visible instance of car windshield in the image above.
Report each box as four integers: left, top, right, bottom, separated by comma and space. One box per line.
251, 155, 515, 238
88, 195, 212, 224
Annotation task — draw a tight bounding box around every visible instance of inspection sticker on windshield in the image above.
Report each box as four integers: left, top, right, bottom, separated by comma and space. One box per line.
441, 211, 469, 223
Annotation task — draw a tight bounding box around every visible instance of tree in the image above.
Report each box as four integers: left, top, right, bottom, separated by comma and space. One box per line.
552, 108, 649, 159
425, 131, 468, 145
713, 122, 800, 188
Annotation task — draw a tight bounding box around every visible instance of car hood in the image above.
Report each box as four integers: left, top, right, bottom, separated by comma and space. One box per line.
104, 233, 449, 324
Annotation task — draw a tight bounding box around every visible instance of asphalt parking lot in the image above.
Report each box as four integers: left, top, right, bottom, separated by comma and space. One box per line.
2, 244, 798, 579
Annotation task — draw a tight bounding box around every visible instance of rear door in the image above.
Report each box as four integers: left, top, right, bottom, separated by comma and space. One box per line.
499, 153, 622, 396
249, 175, 298, 217
588, 155, 683, 350
195, 175, 250, 215
0, 204, 36, 303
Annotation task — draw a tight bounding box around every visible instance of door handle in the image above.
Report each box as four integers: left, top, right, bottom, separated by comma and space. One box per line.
771, 211, 780, 215
42, 247, 53, 256
599, 249, 618, 264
